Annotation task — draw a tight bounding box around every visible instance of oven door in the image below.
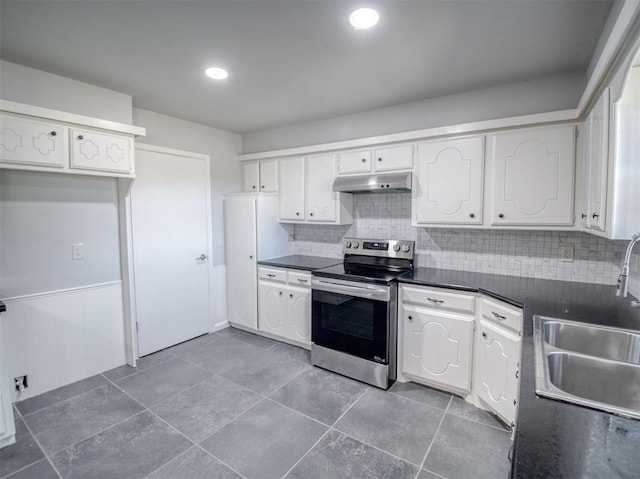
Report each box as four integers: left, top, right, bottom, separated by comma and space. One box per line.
311, 278, 390, 364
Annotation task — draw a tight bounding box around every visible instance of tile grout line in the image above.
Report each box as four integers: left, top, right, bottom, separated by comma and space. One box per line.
414, 395, 453, 479
386, 387, 453, 414
16, 379, 109, 418
11, 411, 64, 479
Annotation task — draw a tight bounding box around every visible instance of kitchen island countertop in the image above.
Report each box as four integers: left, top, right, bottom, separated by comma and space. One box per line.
398, 267, 640, 479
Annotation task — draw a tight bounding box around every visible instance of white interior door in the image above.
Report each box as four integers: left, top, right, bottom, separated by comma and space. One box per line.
132, 146, 211, 356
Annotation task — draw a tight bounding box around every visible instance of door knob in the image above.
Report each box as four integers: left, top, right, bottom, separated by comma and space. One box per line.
196, 254, 208, 261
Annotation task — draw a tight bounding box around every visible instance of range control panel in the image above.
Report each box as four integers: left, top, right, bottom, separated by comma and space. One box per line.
343, 237, 414, 260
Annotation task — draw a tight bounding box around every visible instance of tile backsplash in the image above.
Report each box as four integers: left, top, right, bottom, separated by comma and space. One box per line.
294, 192, 640, 297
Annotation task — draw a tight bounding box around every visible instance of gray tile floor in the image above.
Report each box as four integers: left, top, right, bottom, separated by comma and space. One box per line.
1, 327, 512, 479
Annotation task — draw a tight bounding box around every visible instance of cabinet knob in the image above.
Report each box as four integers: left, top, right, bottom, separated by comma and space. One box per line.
77, 135, 84, 140
592, 213, 599, 219
378, 157, 382, 162
482, 332, 488, 338
50, 131, 57, 136
249, 255, 254, 259
289, 293, 293, 298
279, 291, 283, 296
469, 213, 475, 218
498, 213, 504, 219
407, 315, 413, 322
296, 212, 300, 216
261, 185, 265, 189
309, 212, 314, 217
252, 185, 256, 189
361, 158, 366, 163
581, 213, 587, 219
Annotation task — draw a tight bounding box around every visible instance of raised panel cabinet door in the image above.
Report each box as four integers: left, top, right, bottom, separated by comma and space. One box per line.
0, 114, 67, 168
373, 143, 414, 172
587, 89, 609, 231
338, 149, 372, 175
279, 157, 306, 221
242, 162, 260, 192
476, 319, 521, 424
414, 137, 484, 225
401, 306, 474, 392
259, 160, 279, 192
224, 197, 258, 330
490, 125, 575, 225
258, 282, 285, 335
286, 286, 311, 345
70, 128, 132, 174
307, 154, 338, 222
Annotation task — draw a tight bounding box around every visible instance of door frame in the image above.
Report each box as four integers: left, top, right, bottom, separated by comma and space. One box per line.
124, 143, 213, 364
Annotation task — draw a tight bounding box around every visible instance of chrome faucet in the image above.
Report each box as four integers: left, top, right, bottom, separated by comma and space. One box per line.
617, 232, 640, 297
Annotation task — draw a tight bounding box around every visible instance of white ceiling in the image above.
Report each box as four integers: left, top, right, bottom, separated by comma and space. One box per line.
0, 1, 613, 134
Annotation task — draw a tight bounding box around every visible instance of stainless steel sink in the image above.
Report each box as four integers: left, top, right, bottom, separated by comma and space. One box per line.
534, 316, 640, 420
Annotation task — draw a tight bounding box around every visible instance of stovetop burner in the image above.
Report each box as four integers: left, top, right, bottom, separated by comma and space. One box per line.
312, 237, 415, 285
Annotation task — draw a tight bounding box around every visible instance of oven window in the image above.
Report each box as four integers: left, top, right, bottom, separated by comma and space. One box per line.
312, 290, 388, 363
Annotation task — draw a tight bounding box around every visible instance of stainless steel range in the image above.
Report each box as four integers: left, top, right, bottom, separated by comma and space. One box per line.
311, 237, 415, 389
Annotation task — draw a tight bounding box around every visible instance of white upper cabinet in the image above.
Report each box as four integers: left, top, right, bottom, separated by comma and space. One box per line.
372, 144, 414, 172
279, 157, 306, 222
488, 125, 575, 226
307, 153, 339, 222
70, 128, 132, 174
0, 114, 67, 168
337, 143, 413, 175
413, 136, 484, 225
242, 160, 278, 193
242, 161, 260, 192
338, 149, 372, 174
279, 154, 352, 224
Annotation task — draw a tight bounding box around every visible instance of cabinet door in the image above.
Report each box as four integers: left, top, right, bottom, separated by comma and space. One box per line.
307, 154, 338, 222
373, 144, 413, 172
279, 157, 306, 222
259, 160, 278, 192
0, 114, 67, 168
401, 306, 474, 393
70, 128, 132, 173
586, 89, 609, 231
286, 286, 311, 345
490, 125, 575, 225
338, 149, 372, 175
242, 162, 260, 192
476, 319, 521, 425
414, 137, 484, 225
258, 282, 285, 335
224, 197, 258, 330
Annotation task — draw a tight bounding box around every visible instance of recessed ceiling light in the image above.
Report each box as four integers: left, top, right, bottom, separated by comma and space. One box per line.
205, 67, 228, 80
349, 7, 379, 30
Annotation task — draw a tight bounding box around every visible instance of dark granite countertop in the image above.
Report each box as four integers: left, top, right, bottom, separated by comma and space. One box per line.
0, 300, 5, 313
258, 255, 343, 272
398, 267, 640, 479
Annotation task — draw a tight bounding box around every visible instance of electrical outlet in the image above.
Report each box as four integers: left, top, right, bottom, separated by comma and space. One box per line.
14, 375, 28, 392
72, 243, 85, 260
631, 253, 640, 274
560, 245, 574, 262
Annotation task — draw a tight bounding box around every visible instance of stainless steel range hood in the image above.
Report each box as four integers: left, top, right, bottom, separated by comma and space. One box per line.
332, 172, 412, 193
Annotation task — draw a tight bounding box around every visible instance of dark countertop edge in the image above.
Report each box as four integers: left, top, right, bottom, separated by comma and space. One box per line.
0, 299, 5, 313
257, 254, 343, 272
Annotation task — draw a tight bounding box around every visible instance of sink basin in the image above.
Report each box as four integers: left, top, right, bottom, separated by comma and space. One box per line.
543, 320, 640, 365
534, 316, 640, 420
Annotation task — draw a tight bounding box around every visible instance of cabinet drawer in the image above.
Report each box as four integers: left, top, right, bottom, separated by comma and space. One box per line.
288, 270, 311, 287
481, 297, 523, 334
401, 285, 475, 315
258, 267, 286, 282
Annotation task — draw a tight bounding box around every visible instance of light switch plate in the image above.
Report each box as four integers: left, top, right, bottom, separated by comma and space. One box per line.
72, 243, 85, 260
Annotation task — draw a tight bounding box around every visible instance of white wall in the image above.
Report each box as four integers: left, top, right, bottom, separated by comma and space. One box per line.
132, 108, 242, 266
0, 60, 132, 124
242, 72, 585, 153
0, 170, 121, 298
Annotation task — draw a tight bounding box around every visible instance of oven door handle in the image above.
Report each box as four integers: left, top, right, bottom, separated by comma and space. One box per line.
311, 279, 389, 300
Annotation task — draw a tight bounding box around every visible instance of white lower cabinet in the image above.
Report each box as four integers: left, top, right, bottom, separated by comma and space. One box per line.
476, 319, 521, 425
258, 267, 311, 348
400, 305, 474, 393
398, 283, 522, 428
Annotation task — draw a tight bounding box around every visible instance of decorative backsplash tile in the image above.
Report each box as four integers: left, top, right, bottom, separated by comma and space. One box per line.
293, 192, 639, 296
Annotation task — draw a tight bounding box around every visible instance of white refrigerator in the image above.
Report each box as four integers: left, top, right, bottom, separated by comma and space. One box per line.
224, 193, 293, 331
